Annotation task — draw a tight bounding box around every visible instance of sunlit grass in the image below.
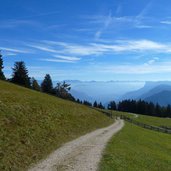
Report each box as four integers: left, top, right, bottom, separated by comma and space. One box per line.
111, 110, 171, 127
99, 122, 171, 171
134, 114, 171, 128
0, 80, 113, 171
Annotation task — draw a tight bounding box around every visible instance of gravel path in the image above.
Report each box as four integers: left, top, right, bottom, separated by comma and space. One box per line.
28, 119, 124, 171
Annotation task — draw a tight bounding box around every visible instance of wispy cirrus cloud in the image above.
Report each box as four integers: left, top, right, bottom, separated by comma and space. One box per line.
41, 58, 77, 63
160, 20, 171, 25
26, 39, 171, 58
93, 61, 171, 74
83, 1, 153, 39
0, 47, 30, 53
94, 11, 113, 40
26, 43, 58, 53
53, 55, 80, 61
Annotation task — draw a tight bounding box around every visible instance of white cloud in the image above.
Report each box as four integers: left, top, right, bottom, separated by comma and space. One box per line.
26, 44, 58, 53
26, 39, 171, 59
135, 25, 152, 28
84, 8, 152, 35
0, 47, 29, 53
94, 11, 113, 40
53, 55, 80, 61
41, 58, 77, 63
160, 20, 171, 25
94, 62, 171, 74
144, 57, 159, 66
58, 39, 171, 56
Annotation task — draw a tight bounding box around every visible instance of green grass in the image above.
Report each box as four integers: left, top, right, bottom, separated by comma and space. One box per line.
0, 80, 113, 171
112, 110, 137, 118
99, 122, 171, 171
110, 110, 171, 128
134, 115, 171, 128
98, 109, 136, 119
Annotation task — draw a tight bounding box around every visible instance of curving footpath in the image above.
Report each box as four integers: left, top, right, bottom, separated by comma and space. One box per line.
28, 119, 124, 171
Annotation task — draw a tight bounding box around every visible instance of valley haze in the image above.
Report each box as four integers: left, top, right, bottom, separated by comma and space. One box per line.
38, 80, 171, 105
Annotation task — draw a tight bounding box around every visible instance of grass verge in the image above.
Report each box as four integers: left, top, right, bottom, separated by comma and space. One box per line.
134, 114, 171, 128
111, 110, 171, 128
99, 122, 171, 171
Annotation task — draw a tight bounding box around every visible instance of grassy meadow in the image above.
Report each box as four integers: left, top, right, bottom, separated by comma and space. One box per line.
99, 122, 171, 171
134, 115, 171, 128
111, 110, 171, 127
0, 80, 113, 171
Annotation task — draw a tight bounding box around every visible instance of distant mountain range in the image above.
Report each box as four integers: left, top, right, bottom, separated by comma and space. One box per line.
144, 90, 171, 106
38, 79, 171, 106
121, 81, 171, 106
67, 80, 144, 104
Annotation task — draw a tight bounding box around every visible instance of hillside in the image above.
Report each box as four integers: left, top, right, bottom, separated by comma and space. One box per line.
0, 80, 113, 171
121, 81, 171, 101
139, 84, 171, 99
100, 122, 171, 171
67, 80, 144, 103
134, 114, 171, 128
144, 90, 171, 106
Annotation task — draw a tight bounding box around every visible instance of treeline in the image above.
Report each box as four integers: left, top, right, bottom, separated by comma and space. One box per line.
75, 100, 105, 109
118, 99, 171, 118
2, 52, 171, 117
0, 52, 106, 108
0, 52, 75, 101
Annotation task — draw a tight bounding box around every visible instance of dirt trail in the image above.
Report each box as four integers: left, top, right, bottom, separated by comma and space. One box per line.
28, 119, 124, 171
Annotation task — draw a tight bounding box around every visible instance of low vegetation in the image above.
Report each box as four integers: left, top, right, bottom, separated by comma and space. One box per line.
99, 122, 171, 171
134, 114, 171, 128
110, 110, 171, 128
0, 80, 113, 171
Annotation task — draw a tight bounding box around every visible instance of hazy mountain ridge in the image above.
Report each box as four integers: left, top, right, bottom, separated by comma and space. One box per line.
144, 90, 171, 106
68, 80, 144, 103
121, 81, 171, 106
38, 80, 171, 106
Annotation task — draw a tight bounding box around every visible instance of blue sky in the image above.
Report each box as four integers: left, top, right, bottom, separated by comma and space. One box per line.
1, 0, 171, 81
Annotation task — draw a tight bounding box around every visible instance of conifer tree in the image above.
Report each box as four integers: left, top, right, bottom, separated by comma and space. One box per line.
108, 101, 116, 110
11, 61, 30, 87
0, 51, 6, 80
93, 101, 97, 107
41, 74, 53, 93
31, 77, 40, 91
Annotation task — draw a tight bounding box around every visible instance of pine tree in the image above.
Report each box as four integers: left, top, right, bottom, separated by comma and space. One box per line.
98, 102, 105, 109
108, 101, 116, 110
93, 101, 97, 107
31, 77, 40, 91
11, 61, 30, 87
0, 51, 6, 80
41, 74, 53, 93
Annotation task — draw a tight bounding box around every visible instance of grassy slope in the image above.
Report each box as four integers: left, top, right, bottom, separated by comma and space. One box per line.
111, 110, 171, 127
134, 115, 171, 127
0, 80, 113, 171
99, 122, 171, 171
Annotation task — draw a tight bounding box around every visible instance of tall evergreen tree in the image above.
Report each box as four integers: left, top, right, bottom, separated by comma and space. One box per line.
0, 51, 5, 80
93, 101, 97, 107
97, 102, 105, 109
11, 61, 30, 87
108, 101, 116, 110
41, 74, 53, 93
31, 77, 40, 91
